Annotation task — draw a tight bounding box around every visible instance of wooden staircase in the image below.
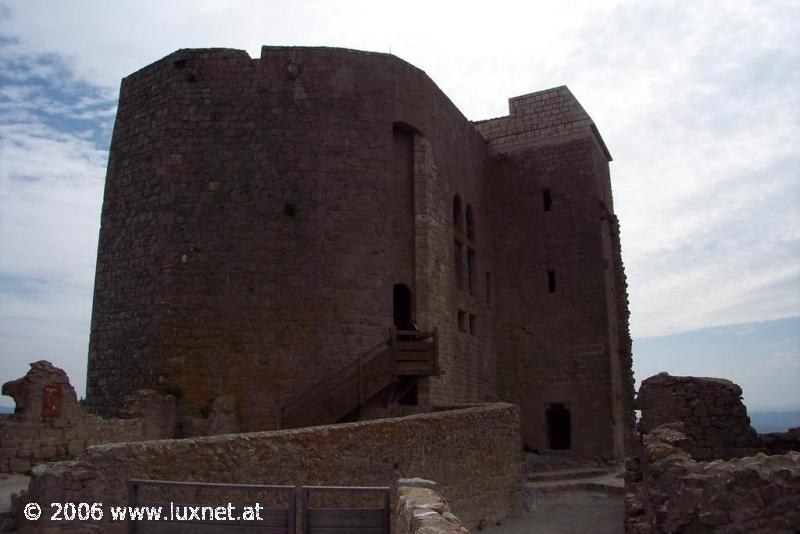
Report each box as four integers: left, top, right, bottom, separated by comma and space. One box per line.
277, 328, 439, 429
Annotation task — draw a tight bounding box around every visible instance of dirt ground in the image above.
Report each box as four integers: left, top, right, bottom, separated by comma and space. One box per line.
482, 487, 624, 534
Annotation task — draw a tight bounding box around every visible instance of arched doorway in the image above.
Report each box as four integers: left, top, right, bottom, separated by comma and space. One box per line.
393, 284, 414, 330
546, 403, 571, 450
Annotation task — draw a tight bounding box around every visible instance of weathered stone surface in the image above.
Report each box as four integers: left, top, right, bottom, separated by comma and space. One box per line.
637, 373, 758, 459
628, 374, 800, 533
2, 361, 82, 422
395, 484, 470, 533
1, 362, 176, 474
627, 425, 800, 533
20, 403, 522, 533
208, 394, 240, 435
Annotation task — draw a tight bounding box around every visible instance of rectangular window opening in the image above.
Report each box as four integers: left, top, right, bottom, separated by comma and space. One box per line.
457, 310, 468, 333
469, 314, 477, 335
547, 269, 556, 293
543, 189, 552, 211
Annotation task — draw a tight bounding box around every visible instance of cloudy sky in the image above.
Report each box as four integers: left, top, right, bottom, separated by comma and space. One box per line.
1, 0, 798, 412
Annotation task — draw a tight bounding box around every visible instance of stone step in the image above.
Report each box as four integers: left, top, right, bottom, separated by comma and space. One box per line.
527, 480, 625, 495
527, 468, 610, 482
526, 469, 625, 495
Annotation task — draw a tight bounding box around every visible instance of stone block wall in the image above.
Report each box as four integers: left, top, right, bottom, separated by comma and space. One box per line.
474, 87, 635, 459
87, 46, 499, 433
395, 481, 469, 533
626, 424, 800, 533
637, 372, 758, 459
0, 361, 175, 474
20, 403, 522, 533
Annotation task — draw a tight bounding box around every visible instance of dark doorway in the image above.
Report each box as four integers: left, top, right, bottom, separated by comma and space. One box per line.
393, 284, 414, 330
546, 403, 571, 450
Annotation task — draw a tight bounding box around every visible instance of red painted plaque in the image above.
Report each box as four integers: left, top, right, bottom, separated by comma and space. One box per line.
42, 383, 63, 417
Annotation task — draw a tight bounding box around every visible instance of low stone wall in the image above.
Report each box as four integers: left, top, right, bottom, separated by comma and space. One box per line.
1, 361, 176, 474
637, 372, 758, 459
626, 424, 800, 533
395, 480, 469, 533
20, 403, 523, 533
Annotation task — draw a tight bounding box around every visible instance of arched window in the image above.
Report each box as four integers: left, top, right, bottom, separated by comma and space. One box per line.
453, 194, 463, 230
466, 204, 475, 240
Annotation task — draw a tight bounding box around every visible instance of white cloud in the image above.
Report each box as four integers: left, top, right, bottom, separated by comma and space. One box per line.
0, 118, 105, 398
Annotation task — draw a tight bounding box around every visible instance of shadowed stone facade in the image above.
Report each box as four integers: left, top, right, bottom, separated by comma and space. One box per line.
86, 45, 634, 459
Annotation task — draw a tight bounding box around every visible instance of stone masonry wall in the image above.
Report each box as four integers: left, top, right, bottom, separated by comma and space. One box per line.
395, 480, 470, 533
0, 361, 175, 474
474, 88, 634, 459
86, 44, 632, 461
625, 424, 800, 533
20, 403, 522, 533
87, 46, 497, 433
637, 373, 758, 459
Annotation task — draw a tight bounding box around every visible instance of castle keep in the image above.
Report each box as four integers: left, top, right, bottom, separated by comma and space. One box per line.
86, 46, 635, 459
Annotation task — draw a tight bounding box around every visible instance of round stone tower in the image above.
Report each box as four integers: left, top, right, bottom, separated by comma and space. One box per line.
86, 46, 494, 434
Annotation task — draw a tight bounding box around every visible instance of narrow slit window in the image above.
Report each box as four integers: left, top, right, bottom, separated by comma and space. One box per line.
457, 310, 468, 333
466, 204, 475, 240
454, 240, 464, 290
547, 269, 556, 293
469, 314, 477, 335
467, 248, 476, 295
543, 189, 552, 211
453, 194, 463, 229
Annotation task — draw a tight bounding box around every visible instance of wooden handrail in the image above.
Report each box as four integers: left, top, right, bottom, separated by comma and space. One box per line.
278, 336, 390, 428
278, 327, 438, 429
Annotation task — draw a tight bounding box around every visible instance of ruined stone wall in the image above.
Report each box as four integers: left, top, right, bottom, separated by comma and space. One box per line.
626, 424, 800, 533
87, 46, 497, 432
395, 481, 470, 533
1, 362, 175, 474
474, 87, 634, 459
637, 373, 758, 459
22, 403, 522, 533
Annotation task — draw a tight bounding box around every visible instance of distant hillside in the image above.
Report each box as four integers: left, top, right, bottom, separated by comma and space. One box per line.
0, 405, 13, 414
749, 411, 800, 433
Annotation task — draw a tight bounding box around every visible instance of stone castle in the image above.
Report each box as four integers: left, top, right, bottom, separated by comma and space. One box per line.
86, 45, 635, 459
5, 46, 799, 534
